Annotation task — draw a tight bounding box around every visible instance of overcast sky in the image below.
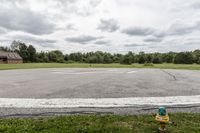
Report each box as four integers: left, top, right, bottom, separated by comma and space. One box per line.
0, 0, 200, 53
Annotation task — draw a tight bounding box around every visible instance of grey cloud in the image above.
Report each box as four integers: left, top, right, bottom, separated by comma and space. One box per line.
122, 27, 155, 36
148, 45, 163, 49
154, 21, 200, 38
56, 0, 100, 17
153, 31, 166, 38
167, 23, 195, 36
38, 43, 56, 48
12, 35, 57, 47
144, 37, 162, 42
184, 41, 200, 45
123, 20, 200, 38
89, 0, 102, 7
97, 19, 120, 32
57, 0, 77, 4
124, 44, 146, 47
0, 27, 6, 34
65, 35, 103, 44
190, 2, 200, 9
66, 24, 77, 31
53, 0, 102, 7
0, 0, 21, 4
0, 3, 55, 35
94, 40, 110, 45
182, 38, 200, 45
0, 39, 11, 43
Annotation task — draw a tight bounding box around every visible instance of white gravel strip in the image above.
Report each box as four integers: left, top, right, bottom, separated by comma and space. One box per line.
0, 95, 200, 108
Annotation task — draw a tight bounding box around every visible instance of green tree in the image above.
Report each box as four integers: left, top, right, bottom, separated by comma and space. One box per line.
0, 46, 12, 52
27, 45, 36, 62
87, 55, 98, 63
193, 49, 200, 64
174, 52, 193, 64
146, 54, 152, 63
113, 53, 122, 63
163, 52, 175, 63
138, 52, 146, 64
11, 41, 29, 62
120, 55, 132, 65
152, 53, 163, 64
48, 50, 64, 63
103, 53, 113, 64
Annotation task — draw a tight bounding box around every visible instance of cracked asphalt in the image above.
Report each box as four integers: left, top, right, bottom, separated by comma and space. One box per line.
0, 68, 200, 117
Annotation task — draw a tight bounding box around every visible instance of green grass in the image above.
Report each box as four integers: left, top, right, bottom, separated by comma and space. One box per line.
0, 113, 199, 133
0, 63, 200, 70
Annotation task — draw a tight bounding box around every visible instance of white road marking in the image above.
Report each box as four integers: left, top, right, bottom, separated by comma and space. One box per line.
127, 71, 137, 74
51, 70, 124, 75
51, 71, 98, 75
0, 95, 200, 108
107, 69, 119, 72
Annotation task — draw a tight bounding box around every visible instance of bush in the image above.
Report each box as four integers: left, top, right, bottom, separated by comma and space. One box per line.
197, 58, 200, 64
66, 60, 75, 64
120, 55, 132, 65
144, 62, 154, 66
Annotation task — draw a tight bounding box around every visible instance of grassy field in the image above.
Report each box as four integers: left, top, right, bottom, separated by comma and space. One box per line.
0, 113, 199, 133
0, 63, 200, 70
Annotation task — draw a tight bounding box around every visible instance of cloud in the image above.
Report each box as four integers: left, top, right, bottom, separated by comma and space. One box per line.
97, 18, 120, 32
0, 27, 6, 34
122, 20, 200, 38
1, 0, 200, 53
190, 2, 200, 9
57, 0, 78, 4
56, 0, 102, 17
65, 35, 103, 44
124, 43, 146, 47
154, 21, 200, 38
65, 24, 77, 31
11, 34, 57, 48
0, 2, 55, 35
89, 0, 102, 7
167, 22, 196, 36
94, 40, 110, 45
144, 37, 162, 42
122, 27, 155, 36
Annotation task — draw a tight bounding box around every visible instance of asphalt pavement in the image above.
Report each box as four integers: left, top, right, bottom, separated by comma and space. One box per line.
0, 68, 200, 117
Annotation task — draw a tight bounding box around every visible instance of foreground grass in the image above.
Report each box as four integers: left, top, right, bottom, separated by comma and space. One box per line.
0, 113, 199, 133
0, 63, 200, 70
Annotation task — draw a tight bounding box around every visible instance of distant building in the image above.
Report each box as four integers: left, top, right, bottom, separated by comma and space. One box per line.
0, 51, 23, 64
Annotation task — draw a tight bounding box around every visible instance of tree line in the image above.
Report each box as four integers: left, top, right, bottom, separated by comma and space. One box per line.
0, 40, 200, 64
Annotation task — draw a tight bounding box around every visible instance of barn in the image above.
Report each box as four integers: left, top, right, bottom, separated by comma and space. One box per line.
0, 51, 23, 64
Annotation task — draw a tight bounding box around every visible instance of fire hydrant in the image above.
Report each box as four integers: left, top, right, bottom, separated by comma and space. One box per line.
155, 107, 169, 132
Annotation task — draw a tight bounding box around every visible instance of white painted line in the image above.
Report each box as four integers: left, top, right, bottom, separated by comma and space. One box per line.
51, 71, 97, 75
0, 95, 200, 108
127, 71, 137, 74
107, 69, 118, 72
51, 71, 123, 75
51, 70, 107, 74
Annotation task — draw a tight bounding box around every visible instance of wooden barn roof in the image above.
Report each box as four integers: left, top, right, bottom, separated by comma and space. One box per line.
0, 51, 22, 60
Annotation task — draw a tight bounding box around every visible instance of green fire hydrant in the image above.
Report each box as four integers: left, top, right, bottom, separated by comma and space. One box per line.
155, 107, 170, 132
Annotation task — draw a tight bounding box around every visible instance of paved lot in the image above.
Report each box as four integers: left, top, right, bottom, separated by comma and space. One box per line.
0, 68, 200, 98
0, 68, 200, 117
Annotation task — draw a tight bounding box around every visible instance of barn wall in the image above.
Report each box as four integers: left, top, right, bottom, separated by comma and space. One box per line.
7, 59, 23, 64
0, 60, 5, 64
0, 58, 7, 64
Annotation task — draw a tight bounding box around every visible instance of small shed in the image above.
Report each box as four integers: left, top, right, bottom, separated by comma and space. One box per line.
0, 51, 23, 64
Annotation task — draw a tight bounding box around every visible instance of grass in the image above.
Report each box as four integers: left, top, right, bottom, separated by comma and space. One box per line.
0, 63, 200, 70
0, 113, 199, 133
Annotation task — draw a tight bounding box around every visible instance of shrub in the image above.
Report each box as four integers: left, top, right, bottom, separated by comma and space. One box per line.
144, 62, 154, 66
66, 60, 75, 64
